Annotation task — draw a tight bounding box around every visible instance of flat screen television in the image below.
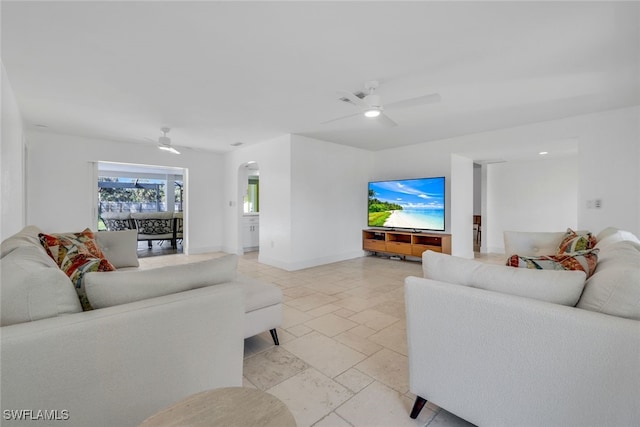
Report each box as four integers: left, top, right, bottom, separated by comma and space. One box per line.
368, 177, 445, 231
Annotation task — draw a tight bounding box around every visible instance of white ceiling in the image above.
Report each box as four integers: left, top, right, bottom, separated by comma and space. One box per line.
2, 1, 639, 153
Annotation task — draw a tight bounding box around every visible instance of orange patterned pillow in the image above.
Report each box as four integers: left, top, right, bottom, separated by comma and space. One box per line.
557, 228, 597, 254
506, 249, 599, 278
39, 229, 115, 310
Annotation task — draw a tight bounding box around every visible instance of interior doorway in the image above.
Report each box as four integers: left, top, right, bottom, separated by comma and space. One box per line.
239, 161, 260, 253
473, 163, 482, 252
96, 161, 186, 257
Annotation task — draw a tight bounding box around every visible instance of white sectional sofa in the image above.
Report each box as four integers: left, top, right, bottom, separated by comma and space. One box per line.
0, 226, 282, 426
405, 227, 640, 427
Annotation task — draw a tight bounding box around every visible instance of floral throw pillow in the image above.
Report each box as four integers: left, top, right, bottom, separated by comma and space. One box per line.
39, 228, 116, 310
557, 228, 597, 254
506, 249, 599, 278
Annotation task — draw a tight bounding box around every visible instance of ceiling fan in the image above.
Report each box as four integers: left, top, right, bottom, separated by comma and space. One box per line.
152, 127, 180, 154
323, 80, 441, 127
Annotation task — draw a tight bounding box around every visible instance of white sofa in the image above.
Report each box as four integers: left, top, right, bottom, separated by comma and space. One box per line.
0, 226, 282, 426
405, 227, 640, 427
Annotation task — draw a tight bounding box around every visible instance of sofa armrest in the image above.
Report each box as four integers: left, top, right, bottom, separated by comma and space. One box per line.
405, 276, 640, 427
1, 285, 245, 427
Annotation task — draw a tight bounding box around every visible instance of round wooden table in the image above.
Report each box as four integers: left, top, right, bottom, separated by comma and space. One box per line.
140, 387, 296, 427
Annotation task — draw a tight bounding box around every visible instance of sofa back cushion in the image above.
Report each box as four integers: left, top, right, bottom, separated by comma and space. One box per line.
577, 240, 640, 320
95, 230, 139, 268
503, 231, 565, 257
1, 246, 82, 326
0, 225, 43, 259
84, 254, 238, 309
423, 250, 586, 306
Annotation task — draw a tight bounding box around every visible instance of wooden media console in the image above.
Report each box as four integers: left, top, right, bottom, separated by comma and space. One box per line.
362, 229, 452, 258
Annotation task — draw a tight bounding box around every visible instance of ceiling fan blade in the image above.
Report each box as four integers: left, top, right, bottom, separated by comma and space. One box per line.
337, 90, 369, 109
377, 113, 398, 128
386, 93, 441, 110
320, 111, 362, 125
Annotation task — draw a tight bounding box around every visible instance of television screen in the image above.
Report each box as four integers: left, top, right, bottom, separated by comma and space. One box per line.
368, 177, 445, 231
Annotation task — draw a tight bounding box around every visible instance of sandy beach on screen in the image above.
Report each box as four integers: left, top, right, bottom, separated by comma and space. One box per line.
383, 211, 416, 227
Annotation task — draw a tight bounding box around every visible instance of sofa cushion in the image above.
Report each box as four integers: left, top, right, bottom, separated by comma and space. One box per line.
503, 231, 565, 257
39, 229, 116, 310
0, 225, 44, 259
423, 250, 586, 306
557, 228, 597, 254
95, 230, 139, 268
225, 274, 283, 312
0, 246, 82, 326
506, 249, 599, 278
84, 254, 238, 309
577, 240, 640, 320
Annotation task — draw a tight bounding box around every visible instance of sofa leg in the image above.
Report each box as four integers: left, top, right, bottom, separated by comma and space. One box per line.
410, 396, 427, 419
269, 328, 280, 345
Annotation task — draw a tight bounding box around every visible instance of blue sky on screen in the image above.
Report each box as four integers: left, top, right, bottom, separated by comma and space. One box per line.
370, 178, 444, 210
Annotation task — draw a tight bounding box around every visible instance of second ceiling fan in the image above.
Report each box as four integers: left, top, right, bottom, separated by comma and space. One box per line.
324, 80, 441, 127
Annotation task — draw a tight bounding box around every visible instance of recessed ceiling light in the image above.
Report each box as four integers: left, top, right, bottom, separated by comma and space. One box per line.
539, 151, 549, 155
34, 124, 48, 128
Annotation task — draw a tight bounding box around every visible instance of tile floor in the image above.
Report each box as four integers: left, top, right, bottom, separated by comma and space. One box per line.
140, 250, 505, 427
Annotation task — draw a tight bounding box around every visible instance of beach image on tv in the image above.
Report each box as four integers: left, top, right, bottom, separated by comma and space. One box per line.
368, 177, 445, 230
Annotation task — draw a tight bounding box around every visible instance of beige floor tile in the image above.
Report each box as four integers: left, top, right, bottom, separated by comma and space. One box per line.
334, 368, 374, 393
355, 348, 409, 393
336, 381, 435, 427
333, 307, 357, 318
242, 376, 257, 389
282, 306, 314, 328
304, 313, 359, 337
370, 298, 407, 319
334, 296, 379, 312
348, 324, 378, 338
349, 308, 400, 331
284, 286, 317, 299
334, 331, 384, 356
267, 368, 353, 427
243, 346, 309, 390
368, 322, 408, 356
312, 412, 353, 427
283, 331, 367, 378
287, 324, 314, 337
287, 293, 339, 312
306, 303, 341, 318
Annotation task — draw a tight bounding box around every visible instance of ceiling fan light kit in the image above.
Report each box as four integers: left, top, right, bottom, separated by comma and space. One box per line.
156, 127, 181, 154
326, 80, 441, 127
364, 108, 382, 118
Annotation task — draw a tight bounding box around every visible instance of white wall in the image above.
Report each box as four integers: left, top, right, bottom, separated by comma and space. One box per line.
577, 107, 640, 234
289, 135, 372, 270
450, 154, 474, 258
24, 131, 225, 254
485, 156, 578, 253
1, 64, 25, 240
